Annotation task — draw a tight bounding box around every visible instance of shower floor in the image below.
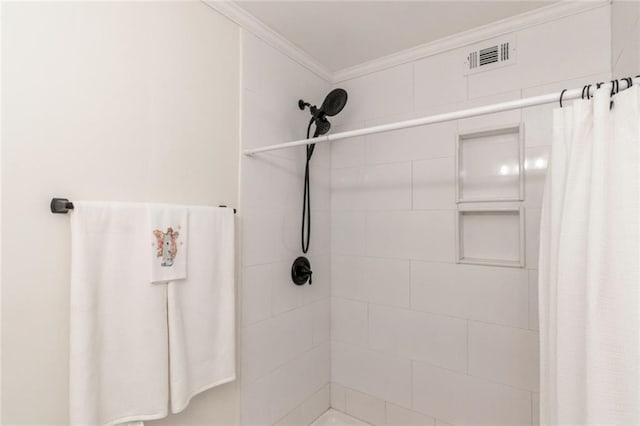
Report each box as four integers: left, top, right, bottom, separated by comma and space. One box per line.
311, 409, 371, 426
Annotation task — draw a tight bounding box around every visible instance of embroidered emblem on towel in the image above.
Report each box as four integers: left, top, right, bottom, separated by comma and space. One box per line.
153, 227, 181, 267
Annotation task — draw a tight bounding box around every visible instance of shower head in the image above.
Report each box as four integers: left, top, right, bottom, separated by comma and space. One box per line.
314, 118, 331, 136
320, 88, 348, 117
298, 88, 348, 137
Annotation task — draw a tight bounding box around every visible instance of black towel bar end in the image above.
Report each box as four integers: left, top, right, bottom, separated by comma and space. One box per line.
51, 198, 74, 214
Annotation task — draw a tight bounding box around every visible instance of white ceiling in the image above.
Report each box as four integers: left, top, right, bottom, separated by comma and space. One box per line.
235, 1, 556, 72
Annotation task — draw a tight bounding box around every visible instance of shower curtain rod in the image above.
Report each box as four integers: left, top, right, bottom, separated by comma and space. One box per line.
243, 76, 639, 156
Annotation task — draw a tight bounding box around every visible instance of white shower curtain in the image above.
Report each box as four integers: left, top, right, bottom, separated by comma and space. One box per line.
539, 84, 640, 426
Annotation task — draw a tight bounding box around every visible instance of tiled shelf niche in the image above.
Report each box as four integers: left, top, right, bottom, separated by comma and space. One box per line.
456, 124, 524, 203
455, 123, 525, 267
455, 204, 525, 268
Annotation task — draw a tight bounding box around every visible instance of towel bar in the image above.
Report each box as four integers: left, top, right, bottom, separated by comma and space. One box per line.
50, 198, 237, 214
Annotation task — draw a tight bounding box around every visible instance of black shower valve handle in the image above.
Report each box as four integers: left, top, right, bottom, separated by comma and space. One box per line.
291, 256, 313, 286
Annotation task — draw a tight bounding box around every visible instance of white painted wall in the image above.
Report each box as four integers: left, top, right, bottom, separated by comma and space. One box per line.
612, 0, 640, 77
239, 32, 332, 425
1, 2, 240, 424
329, 6, 612, 426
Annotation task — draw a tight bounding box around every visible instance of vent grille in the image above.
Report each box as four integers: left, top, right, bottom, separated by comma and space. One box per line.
479, 46, 499, 66
465, 38, 515, 74
501, 42, 510, 61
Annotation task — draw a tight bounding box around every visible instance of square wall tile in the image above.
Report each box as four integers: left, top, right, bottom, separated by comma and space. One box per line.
468, 321, 539, 391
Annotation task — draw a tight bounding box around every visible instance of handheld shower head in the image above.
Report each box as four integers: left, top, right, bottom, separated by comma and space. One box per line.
314, 118, 331, 136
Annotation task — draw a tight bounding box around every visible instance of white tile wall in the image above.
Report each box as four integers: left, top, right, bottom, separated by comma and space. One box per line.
243, 5, 616, 425
467, 7, 611, 99
331, 298, 369, 346
528, 269, 539, 331
345, 389, 387, 426
413, 362, 532, 426
364, 110, 457, 165
331, 382, 347, 412
412, 157, 456, 210
329, 7, 612, 426
365, 210, 455, 261
410, 262, 529, 329
333, 64, 414, 127
331, 121, 366, 169
241, 32, 332, 425
467, 321, 540, 391
612, 0, 640, 76
368, 305, 467, 372
414, 48, 468, 111
332, 341, 412, 408
386, 403, 436, 426
332, 256, 411, 308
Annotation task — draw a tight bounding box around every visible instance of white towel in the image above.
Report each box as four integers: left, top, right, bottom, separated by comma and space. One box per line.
148, 206, 188, 283
167, 206, 236, 413
70, 202, 168, 426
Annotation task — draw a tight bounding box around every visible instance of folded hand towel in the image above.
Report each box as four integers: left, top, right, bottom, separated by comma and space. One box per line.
167, 206, 236, 413
70, 202, 169, 426
148, 206, 188, 283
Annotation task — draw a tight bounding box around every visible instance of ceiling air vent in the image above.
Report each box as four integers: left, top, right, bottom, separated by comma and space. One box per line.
465, 36, 516, 75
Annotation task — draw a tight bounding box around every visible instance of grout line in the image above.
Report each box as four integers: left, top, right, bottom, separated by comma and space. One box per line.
410, 160, 414, 211
465, 319, 470, 374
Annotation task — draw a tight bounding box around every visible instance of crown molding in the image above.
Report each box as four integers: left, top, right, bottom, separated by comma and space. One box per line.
202, 0, 333, 82
332, 1, 610, 82
204, 0, 609, 84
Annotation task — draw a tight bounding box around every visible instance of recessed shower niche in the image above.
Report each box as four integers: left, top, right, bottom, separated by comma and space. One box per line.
456, 124, 524, 202
455, 124, 525, 267
456, 204, 525, 267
